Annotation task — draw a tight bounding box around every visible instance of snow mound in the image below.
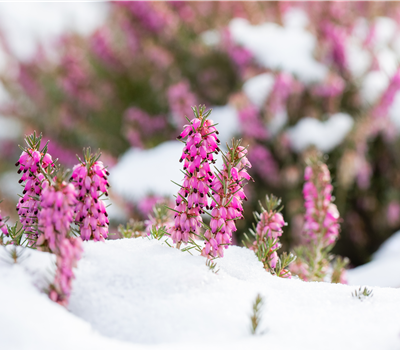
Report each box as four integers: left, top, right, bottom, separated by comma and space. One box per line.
1, 239, 400, 350
287, 113, 354, 153
229, 13, 327, 83
348, 230, 400, 288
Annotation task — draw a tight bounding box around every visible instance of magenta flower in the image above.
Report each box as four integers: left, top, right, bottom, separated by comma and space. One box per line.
36, 180, 77, 251
168, 106, 219, 248
303, 162, 340, 246
247, 195, 294, 278
71, 150, 110, 241
49, 236, 83, 306
202, 141, 252, 258
15, 133, 54, 246
0, 209, 8, 236
167, 80, 197, 126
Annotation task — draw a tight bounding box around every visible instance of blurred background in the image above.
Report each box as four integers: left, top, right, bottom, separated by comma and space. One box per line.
1, 2, 400, 284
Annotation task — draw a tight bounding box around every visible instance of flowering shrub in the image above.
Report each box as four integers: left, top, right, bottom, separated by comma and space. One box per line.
291, 154, 346, 282
16, 133, 54, 247
0, 132, 112, 306
246, 195, 295, 278
2, 2, 400, 267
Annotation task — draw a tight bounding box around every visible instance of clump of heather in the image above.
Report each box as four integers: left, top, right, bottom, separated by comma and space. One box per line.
202, 139, 252, 258
15, 132, 54, 246
36, 180, 77, 251
245, 195, 295, 278
293, 155, 347, 282
49, 236, 83, 306
71, 149, 110, 241
168, 105, 220, 248
36, 175, 82, 306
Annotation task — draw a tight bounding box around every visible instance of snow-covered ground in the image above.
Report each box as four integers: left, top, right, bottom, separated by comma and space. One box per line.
348, 231, 400, 288
1, 238, 400, 350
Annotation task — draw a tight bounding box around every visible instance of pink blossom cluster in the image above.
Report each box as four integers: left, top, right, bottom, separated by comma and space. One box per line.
123, 107, 167, 148
16, 148, 54, 245
373, 69, 400, 119
248, 144, 280, 186
311, 74, 345, 98
90, 28, 119, 68
36, 181, 77, 251
252, 211, 286, 270
238, 105, 268, 140
36, 179, 83, 306
168, 108, 219, 246
268, 72, 293, 115
167, 80, 197, 126
0, 209, 8, 235
49, 236, 83, 306
119, 1, 170, 33
322, 22, 348, 71
202, 144, 252, 258
303, 163, 340, 246
71, 160, 110, 241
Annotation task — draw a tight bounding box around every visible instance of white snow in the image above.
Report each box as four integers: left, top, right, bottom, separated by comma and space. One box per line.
0, 116, 22, 141
109, 141, 183, 202
374, 17, 397, 50
286, 113, 354, 153
360, 71, 390, 105
348, 230, 400, 288
346, 37, 372, 79
229, 13, 327, 83
1, 238, 400, 350
242, 73, 275, 108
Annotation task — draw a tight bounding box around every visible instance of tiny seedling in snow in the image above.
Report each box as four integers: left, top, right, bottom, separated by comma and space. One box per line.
250, 294, 264, 335
352, 286, 373, 300
206, 259, 219, 274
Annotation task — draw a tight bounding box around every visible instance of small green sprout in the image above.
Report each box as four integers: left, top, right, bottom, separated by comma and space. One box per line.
250, 294, 264, 335
352, 286, 373, 300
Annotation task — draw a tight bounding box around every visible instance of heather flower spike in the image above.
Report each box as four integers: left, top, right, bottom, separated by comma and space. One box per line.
0, 200, 9, 237
71, 148, 110, 241
293, 155, 343, 282
15, 131, 55, 246
168, 105, 220, 249
201, 138, 252, 258
36, 172, 83, 306
245, 195, 295, 278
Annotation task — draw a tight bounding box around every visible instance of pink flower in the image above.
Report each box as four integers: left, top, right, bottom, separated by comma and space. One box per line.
167, 80, 197, 126
37, 181, 77, 251
15, 135, 55, 246
49, 236, 83, 307
201, 141, 252, 258
168, 106, 219, 247
71, 152, 110, 242
303, 162, 340, 246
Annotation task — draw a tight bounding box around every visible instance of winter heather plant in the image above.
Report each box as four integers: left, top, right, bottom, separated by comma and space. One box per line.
4, 2, 400, 266
0, 132, 111, 306
245, 195, 296, 278
71, 148, 110, 241
291, 154, 346, 282
168, 105, 252, 259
